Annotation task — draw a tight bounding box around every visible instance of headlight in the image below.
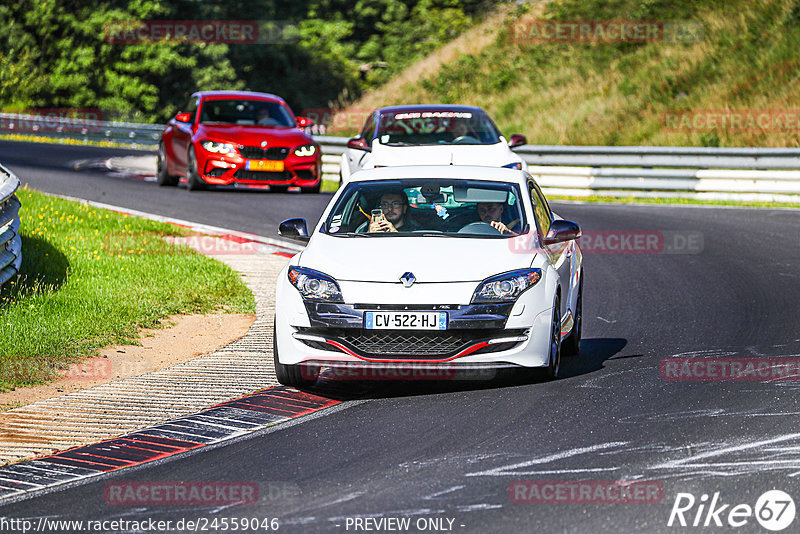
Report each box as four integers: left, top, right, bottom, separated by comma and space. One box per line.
471, 268, 542, 304
294, 144, 317, 157
200, 140, 235, 154
288, 266, 343, 302
503, 162, 523, 170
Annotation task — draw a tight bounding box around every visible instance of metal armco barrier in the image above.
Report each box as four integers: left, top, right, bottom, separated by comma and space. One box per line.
0, 163, 22, 288
3, 113, 800, 201
0, 112, 162, 149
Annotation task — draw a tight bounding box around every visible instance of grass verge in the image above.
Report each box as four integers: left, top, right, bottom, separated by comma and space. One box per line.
548, 195, 800, 209
0, 187, 255, 391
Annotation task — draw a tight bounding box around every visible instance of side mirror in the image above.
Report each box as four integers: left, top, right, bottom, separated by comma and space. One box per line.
174, 112, 192, 123
543, 219, 581, 246
279, 218, 310, 243
296, 116, 314, 128
347, 136, 371, 152
508, 134, 527, 148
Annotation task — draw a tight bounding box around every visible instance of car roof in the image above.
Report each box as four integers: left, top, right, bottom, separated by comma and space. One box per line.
375, 104, 487, 115
192, 90, 285, 103
348, 165, 528, 184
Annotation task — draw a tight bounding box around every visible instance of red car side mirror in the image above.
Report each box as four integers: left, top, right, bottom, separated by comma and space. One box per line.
174, 112, 192, 123
347, 136, 371, 152
296, 116, 315, 128
508, 134, 527, 148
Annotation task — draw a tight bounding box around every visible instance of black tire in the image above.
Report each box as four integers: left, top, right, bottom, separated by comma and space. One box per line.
273, 318, 317, 388
539, 296, 562, 380
562, 271, 583, 357
186, 148, 206, 191
156, 143, 178, 186
301, 180, 321, 194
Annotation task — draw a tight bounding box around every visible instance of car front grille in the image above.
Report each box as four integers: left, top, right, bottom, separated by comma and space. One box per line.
233, 170, 292, 181
238, 146, 290, 160
298, 328, 527, 360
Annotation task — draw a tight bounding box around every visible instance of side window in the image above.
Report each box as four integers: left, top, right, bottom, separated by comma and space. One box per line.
360, 112, 377, 141
183, 98, 198, 124
528, 180, 552, 237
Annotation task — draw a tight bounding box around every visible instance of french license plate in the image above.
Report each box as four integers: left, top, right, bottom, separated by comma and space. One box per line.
245, 159, 284, 171
365, 311, 447, 330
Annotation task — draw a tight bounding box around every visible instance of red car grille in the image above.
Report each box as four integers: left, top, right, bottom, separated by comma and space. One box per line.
238, 146, 290, 160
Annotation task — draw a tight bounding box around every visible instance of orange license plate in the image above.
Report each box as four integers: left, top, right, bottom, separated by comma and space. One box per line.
245, 159, 284, 171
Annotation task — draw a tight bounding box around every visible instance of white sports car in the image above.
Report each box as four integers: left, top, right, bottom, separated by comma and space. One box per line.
274, 166, 583, 387
339, 105, 528, 186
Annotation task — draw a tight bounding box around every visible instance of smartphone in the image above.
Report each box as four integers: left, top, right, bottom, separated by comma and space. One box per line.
371, 208, 384, 221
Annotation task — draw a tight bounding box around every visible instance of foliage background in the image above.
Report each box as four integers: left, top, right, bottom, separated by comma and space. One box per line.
0, 0, 488, 122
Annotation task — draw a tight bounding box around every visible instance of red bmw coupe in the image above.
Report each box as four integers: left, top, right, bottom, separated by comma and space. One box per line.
158, 91, 321, 192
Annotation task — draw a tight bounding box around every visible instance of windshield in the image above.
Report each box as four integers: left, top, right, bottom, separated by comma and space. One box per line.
324, 179, 527, 238
199, 99, 295, 127
376, 110, 501, 146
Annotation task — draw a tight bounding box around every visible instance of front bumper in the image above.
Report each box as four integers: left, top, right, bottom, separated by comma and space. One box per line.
197, 149, 321, 188
276, 298, 554, 367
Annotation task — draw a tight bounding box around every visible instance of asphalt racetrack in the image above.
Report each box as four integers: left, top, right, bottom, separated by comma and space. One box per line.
2, 139, 800, 532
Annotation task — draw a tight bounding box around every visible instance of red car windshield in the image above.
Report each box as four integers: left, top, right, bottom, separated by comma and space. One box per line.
199, 99, 295, 127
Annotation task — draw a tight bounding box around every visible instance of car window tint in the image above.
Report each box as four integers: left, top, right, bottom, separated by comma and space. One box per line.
360, 112, 377, 141
324, 179, 526, 237
183, 98, 198, 123
529, 180, 552, 236
198, 99, 295, 127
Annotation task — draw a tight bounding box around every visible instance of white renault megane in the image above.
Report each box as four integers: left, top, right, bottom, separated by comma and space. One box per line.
274, 166, 583, 387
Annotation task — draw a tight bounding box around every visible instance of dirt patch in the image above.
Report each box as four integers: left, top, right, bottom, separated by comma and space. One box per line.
0, 312, 255, 411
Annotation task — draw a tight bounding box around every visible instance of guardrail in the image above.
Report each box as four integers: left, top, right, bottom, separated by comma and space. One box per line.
0, 163, 22, 289
0, 112, 162, 149
4, 113, 800, 201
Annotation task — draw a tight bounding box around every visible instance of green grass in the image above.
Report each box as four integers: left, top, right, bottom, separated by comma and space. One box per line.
548, 194, 800, 208
343, 0, 800, 148
322, 179, 339, 193
0, 133, 154, 150
0, 188, 255, 391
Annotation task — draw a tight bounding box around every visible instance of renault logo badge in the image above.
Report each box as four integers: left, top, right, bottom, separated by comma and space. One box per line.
260, 140, 269, 148
400, 272, 416, 288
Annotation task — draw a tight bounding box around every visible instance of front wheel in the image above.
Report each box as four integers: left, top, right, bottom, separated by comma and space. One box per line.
186, 148, 206, 191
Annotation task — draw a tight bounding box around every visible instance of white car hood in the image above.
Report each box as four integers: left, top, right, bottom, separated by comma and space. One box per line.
367, 142, 517, 167
299, 234, 534, 283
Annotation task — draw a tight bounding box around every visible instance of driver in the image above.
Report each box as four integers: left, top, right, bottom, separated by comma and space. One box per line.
476, 202, 518, 234
256, 106, 278, 126
369, 191, 416, 232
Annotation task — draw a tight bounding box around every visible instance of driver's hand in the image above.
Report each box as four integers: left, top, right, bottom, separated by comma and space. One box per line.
369, 217, 397, 233
490, 221, 510, 234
